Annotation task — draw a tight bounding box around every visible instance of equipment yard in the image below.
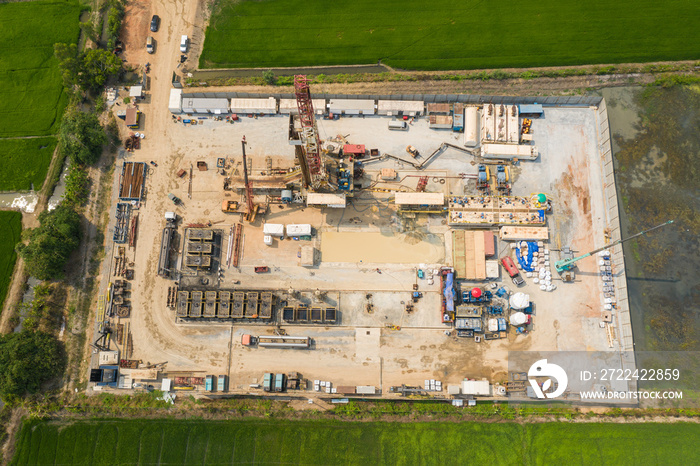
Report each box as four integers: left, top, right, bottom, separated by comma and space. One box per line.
90, 76, 636, 401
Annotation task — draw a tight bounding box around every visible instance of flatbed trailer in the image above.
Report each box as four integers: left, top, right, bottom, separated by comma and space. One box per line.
257, 335, 311, 349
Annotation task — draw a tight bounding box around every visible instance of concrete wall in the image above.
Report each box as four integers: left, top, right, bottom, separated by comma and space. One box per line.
597, 98, 637, 391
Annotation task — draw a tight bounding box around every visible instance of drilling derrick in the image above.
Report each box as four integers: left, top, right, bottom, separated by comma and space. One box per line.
294, 75, 325, 189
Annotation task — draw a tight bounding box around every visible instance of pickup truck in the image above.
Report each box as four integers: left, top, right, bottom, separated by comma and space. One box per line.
501, 256, 525, 286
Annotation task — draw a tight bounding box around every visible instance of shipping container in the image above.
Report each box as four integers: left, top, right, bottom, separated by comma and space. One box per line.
263, 373, 273, 392
274, 373, 286, 392
205, 375, 213, 392
217, 375, 227, 392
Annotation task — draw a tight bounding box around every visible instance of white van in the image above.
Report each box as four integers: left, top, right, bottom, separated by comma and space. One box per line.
180, 35, 189, 52
388, 119, 408, 131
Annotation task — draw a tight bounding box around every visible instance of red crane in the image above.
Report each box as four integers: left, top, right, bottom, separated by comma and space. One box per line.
294, 75, 325, 189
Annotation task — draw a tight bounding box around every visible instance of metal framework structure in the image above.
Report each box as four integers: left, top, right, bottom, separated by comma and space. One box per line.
294, 75, 324, 189
241, 137, 255, 218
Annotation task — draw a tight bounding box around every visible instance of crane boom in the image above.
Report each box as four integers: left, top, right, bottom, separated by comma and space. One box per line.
241, 136, 254, 216
555, 220, 673, 272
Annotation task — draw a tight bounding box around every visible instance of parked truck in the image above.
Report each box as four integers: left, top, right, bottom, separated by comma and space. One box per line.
501, 256, 525, 286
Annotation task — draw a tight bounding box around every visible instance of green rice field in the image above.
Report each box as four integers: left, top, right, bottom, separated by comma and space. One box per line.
0, 211, 22, 311
10, 418, 700, 465
0, 138, 57, 192
0, 0, 81, 137
200, 0, 700, 70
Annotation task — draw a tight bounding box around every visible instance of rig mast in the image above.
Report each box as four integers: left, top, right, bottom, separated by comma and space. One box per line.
294, 75, 325, 189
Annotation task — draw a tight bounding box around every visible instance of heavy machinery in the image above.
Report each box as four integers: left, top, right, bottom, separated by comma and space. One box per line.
406, 145, 419, 158
521, 118, 532, 134
496, 165, 510, 192
221, 200, 239, 213
476, 164, 489, 190
241, 136, 259, 222
555, 220, 674, 276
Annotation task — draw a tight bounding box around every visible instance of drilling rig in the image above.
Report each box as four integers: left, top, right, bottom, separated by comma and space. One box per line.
294, 75, 328, 190
241, 136, 258, 222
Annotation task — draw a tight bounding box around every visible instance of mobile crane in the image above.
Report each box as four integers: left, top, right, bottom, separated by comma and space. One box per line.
555, 220, 674, 275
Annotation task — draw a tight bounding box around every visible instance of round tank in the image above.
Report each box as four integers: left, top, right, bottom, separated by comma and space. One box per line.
281, 189, 293, 202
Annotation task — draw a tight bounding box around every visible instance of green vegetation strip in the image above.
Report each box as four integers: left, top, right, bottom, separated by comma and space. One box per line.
201, 0, 699, 71
0, 0, 82, 137
0, 138, 56, 192
11, 418, 700, 465
0, 211, 22, 311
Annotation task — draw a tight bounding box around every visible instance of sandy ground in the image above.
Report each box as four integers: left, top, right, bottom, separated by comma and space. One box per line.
89, 0, 621, 398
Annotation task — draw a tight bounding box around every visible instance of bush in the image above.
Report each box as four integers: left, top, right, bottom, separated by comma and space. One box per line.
262, 69, 277, 85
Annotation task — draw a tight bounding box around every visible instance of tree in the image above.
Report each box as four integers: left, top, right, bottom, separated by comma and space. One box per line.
0, 330, 65, 399
54, 43, 80, 91
79, 48, 122, 92
59, 107, 107, 165
55, 43, 122, 94
16, 205, 81, 280
63, 166, 91, 206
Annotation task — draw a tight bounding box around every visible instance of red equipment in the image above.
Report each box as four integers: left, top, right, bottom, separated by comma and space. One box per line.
294, 75, 324, 188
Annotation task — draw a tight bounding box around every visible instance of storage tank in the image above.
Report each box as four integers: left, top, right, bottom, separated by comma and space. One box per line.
281, 189, 293, 203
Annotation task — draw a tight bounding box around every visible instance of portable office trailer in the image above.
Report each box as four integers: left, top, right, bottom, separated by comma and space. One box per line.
429, 114, 453, 129
181, 97, 229, 114
377, 100, 424, 116
230, 97, 277, 114
328, 99, 375, 115
263, 223, 284, 237
279, 98, 326, 114
286, 224, 312, 236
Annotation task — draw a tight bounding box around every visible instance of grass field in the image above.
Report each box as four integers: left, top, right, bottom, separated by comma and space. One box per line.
200, 0, 700, 71
0, 138, 57, 192
0, 211, 22, 312
0, 0, 81, 137
10, 418, 700, 465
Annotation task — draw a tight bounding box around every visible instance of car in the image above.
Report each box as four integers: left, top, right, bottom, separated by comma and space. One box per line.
180, 35, 189, 52
150, 15, 160, 32
146, 36, 154, 54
